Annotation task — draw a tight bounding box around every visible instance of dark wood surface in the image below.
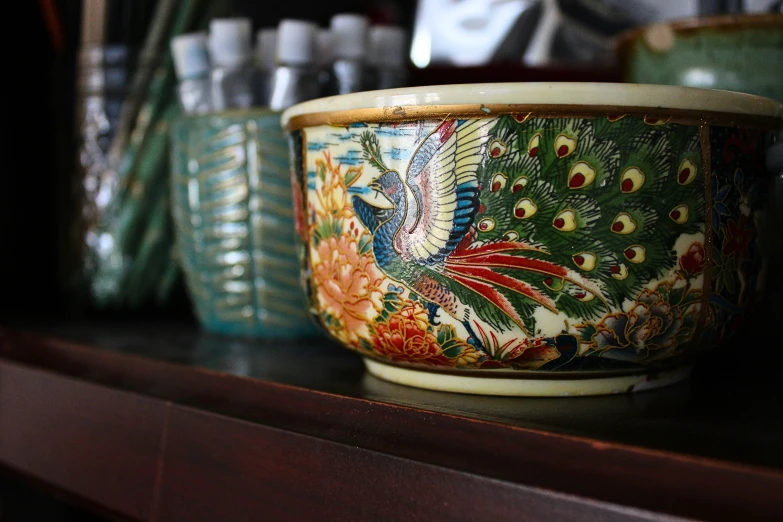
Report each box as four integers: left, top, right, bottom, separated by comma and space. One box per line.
0, 361, 166, 521
2, 323, 783, 521
158, 406, 663, 522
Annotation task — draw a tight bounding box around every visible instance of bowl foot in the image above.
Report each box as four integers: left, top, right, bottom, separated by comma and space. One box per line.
363, 359, 691, 397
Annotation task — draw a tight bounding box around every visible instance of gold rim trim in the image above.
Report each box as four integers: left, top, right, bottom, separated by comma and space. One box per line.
615, 12, 783, 51
285, 104, 782, 131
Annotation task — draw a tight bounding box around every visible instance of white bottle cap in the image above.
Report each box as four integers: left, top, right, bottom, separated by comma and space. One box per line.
315, 29, 334, 67
368, 26, 407, 67
330, 14, 369, 60
276, 19, 317, 66
171, 32, 210, 79
208, 18, 252, 67
255, 28, 277, 69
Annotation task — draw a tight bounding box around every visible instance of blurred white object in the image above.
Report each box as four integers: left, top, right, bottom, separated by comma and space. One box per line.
329, 14, 371, 94
209, 18, 254, 110
410, 0, 533, 67
331, 14, 370, 60
171, 32, 212, 114
276, 19, 317, 65
209, 18, 252, 67
315, 30, 335, 95
368, 26, 408, 89
172, 32, 210, 80
253, 28, 277, 106
315, 29, 335, 68
410, 0, 779, 68
523, 0, 559, 65
269, 19, 319, 111
255, 28, 277, 69
368, 26, 407, 67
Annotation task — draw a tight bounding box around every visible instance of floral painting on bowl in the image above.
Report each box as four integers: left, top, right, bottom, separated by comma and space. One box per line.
284, 84, 781, 395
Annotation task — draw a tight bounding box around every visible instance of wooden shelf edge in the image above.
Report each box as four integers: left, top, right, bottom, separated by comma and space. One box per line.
2, 328, 782, 520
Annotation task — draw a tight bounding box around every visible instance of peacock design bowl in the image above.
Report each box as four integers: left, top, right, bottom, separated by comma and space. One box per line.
282, 83, 782, 396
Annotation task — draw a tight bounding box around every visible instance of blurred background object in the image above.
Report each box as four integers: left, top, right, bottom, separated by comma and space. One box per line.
368, 25, 409, 89
170, 111, 319, 338
617, 13, 783, 101
409, 0, 781, 69
67, 0, 227, 316
1, 0, 779, 327
171, 32, 212, 115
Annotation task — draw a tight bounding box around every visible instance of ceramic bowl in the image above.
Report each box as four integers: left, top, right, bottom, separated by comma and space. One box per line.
282, 83, 782, 396
170, 110, 318, 338
616, 13, 783, 102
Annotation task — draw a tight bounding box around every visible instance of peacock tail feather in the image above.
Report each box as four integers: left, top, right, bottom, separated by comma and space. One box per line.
473, 115, 705, 324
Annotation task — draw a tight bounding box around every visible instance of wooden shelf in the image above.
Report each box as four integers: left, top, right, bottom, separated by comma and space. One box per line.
1, 323, 782, 521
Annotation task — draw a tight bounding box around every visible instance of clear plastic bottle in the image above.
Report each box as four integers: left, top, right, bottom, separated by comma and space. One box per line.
329, 14, 370, 95
315, 29, 335, 97
208, 18, 254, 111
170, 32, 212, 115
269, 20, 320, 112
253, 28, 277, 106
368, 26, 408, 90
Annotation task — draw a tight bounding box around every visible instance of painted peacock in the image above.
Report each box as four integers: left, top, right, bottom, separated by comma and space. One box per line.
351, 115, 704, 343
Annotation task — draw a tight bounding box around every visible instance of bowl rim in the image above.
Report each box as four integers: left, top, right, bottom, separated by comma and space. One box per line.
281, 82, 783, 130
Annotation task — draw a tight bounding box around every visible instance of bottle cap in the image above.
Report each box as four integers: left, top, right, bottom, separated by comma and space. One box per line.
368, 25, 407, 67
315, 29, 334, 67
330, 14, 369, 60
255, 28, 277, 69
171, 32, 210, 79
208, 18, 252, 67
276, 19, 317, 65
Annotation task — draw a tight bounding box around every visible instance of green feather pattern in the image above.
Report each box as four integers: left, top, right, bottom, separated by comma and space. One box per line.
473, 115, 705, 324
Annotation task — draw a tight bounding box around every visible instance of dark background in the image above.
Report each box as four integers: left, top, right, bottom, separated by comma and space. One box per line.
0, 0, 417, 324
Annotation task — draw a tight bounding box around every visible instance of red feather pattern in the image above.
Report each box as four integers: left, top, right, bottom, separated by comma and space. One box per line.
450, 240, 544, 258
447, 252, 568, 278
445, 263, 558, 313
447, 273, 526, 329
436, 119, 457, 144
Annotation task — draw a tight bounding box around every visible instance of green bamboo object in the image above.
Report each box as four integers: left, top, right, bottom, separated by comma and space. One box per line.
87, 0, 231, 308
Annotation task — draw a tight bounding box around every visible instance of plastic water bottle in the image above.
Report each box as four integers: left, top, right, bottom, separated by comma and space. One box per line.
315, 29, 335, 97
171, 32, 212, 114
368, 26, 408, 90
254, 28, 277, 106
269, 20, 320, 112
329, 14, 370, 95
208, 19, 254, 111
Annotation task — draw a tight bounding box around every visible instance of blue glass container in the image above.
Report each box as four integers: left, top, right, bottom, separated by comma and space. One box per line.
171, 110, 318, 337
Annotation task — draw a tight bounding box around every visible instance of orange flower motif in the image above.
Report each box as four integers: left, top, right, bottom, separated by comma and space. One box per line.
312, 152, 358, 221
314, 234, 383, 339
370, 301, 452, 365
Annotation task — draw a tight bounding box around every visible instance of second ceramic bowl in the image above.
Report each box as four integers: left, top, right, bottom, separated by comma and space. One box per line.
282, 83, 782, 396
616, 13, 783, 101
